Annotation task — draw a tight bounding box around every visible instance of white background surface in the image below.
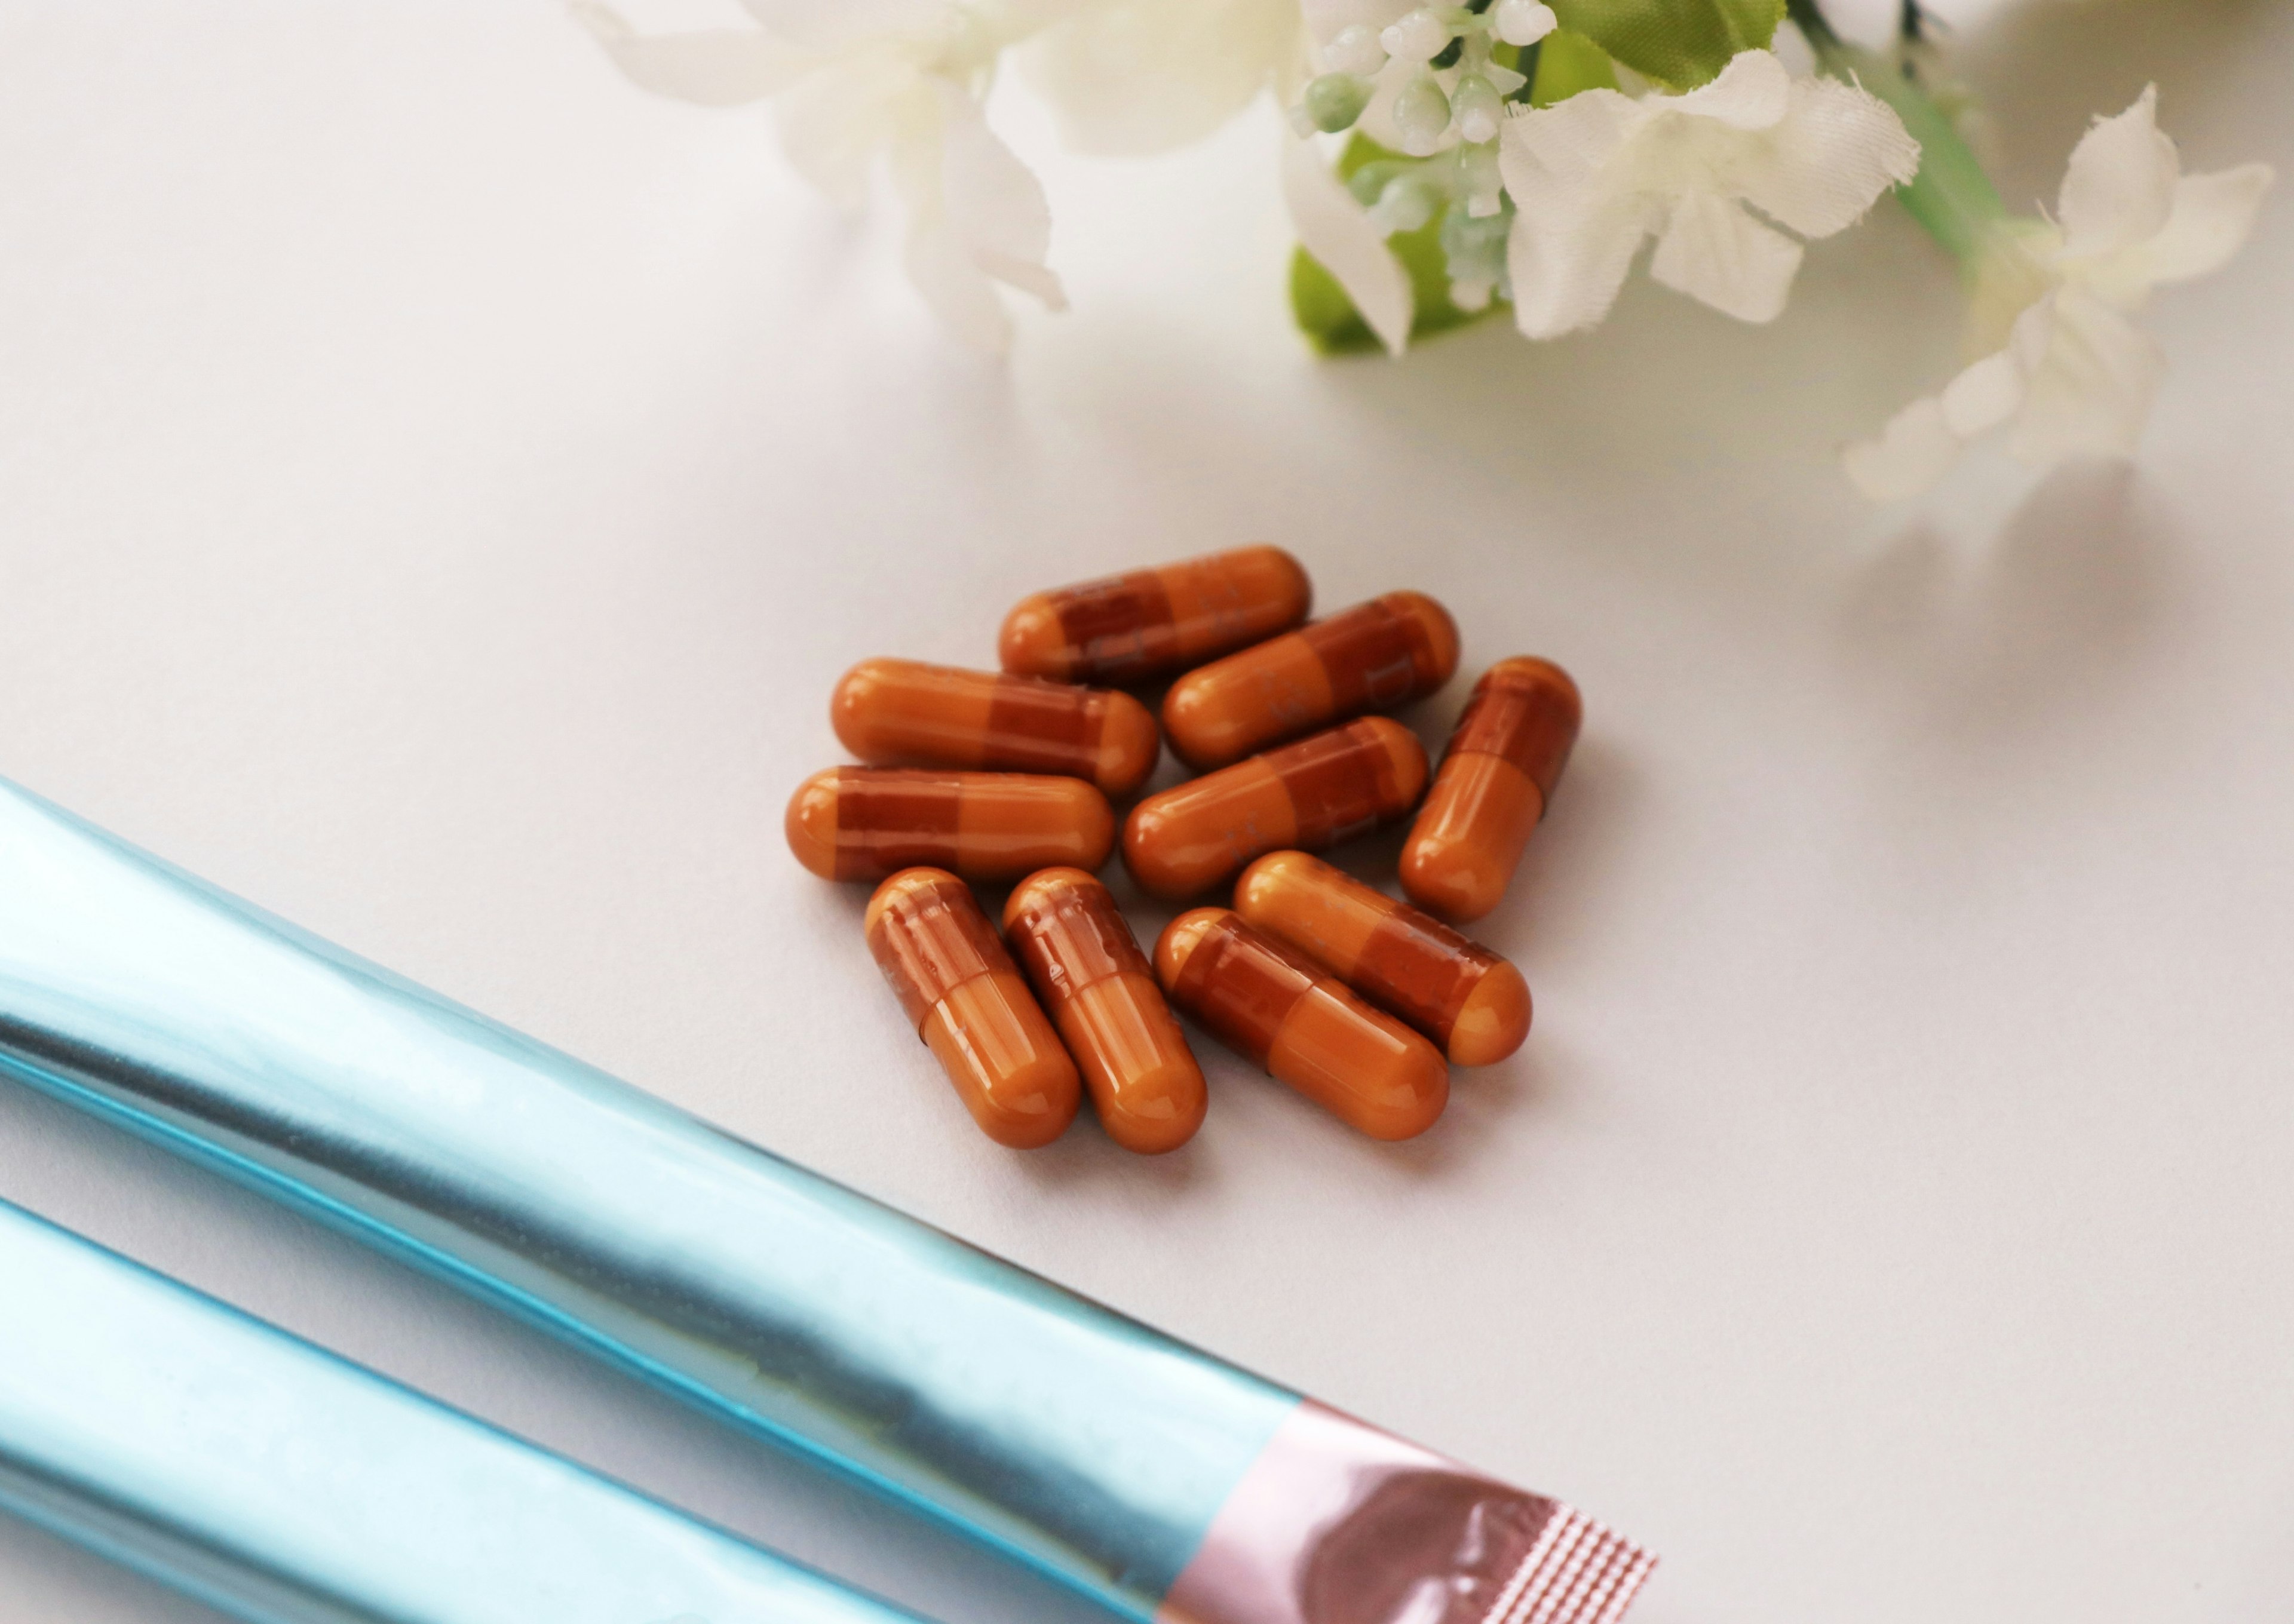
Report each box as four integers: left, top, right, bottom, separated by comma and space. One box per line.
1, 4, 2290, 1621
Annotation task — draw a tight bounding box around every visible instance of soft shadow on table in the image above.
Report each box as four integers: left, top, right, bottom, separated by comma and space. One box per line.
1836, 462, 2177, 752
1955, 0, 2291, 205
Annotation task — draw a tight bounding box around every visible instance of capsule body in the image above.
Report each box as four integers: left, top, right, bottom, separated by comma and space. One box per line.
1002, 868, 1207, 1154
786, 768, 1114, 883
998, 545, 1312, 687
1161, 591, 1459, 770
866, 868, 1081, 1147
1400, 657, 1582, 922
1154, 908, 1447, 1141
832, 658, 1161, 799
1233, 851, 1531, 1067
1122, 719, 1428, 901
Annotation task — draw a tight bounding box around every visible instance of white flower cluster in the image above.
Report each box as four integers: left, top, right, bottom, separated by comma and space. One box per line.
1845, 87, 2274, 499
575, 0, 2272, 502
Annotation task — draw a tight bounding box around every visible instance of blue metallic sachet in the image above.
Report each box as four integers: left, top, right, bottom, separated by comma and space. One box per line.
0, 778, 1654, 1624
0, 1195, 939, 1624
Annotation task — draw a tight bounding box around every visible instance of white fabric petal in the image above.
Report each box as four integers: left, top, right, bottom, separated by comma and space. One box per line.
774, 62, 915, 205
901, 211, 1015, 352
1938, 347, 2026, 437
933, 79, 1066, 310
1501, 95, 1658, 337
1021, 0, 1298, 157
1727, 75, 1920, 240
1962, 221, 2062, 356
1499, 88, 1642, 189
2005, 288, 2056, 376
2057, 85, 2179, 259
888, 122, 1014, 353
2005, 288, 2165, 465
571, 2, 806, 106
1498, 55, 1912, 337
1283, 133, 1414, 355
1507, 180, 1660, 338
2137, 162, 2276, 285
1843, 395, 1962, 501
873, 77, 1065, 353
1649, 189, 1803, 323
1668, 50, 1792, 132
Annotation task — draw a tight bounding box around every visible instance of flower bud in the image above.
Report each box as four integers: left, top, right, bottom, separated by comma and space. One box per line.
1449, 277, 1495, 312
1393, 75, 1453, 155
1493, 0, 1559, 47
1379, 9, 1453, 64
1370, 175, 1439, 236
1302, 72, 1373, 134
1440, 206, 1508, 287
1452, 75, 1502, 145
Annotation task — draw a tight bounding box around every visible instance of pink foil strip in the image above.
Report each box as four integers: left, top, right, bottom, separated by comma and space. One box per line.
1160, 1402, 1654, 1624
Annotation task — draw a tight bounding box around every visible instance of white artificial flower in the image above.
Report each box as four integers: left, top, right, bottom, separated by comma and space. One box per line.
1019, 0, 1304, 156
1845, 86, 2272, 500
1300, 1, 1510, 159
1498, 48, 1920, 337
1278, 0, 1533, 349
574, 0, 1069, 353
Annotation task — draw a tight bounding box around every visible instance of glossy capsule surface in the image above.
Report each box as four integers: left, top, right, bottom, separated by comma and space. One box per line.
998, 545, 1312, 687
1002, 868, 1207, 1154
832, 658, 1161, 799
866, 868, 1081, 1147
1400, 657, 1582, 922
1161, 591, 1459, 770
1233, 851, 1531, 1067
1122, 718, 1427, 901
1154, 908, 1447, 1141
786, 768, 1114, 883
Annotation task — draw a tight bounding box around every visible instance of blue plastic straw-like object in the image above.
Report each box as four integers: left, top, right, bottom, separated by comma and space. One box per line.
0, 778, 1652, 1624
0, 1195, 936, 1624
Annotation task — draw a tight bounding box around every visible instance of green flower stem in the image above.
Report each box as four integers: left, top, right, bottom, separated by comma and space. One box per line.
1787, 0, 2007, 265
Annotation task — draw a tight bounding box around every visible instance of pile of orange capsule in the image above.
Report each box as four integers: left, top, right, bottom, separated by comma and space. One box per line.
785, 546, 1580, 1155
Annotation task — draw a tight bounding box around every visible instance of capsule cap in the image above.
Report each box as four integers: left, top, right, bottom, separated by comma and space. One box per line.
1449, 657, 1581, 802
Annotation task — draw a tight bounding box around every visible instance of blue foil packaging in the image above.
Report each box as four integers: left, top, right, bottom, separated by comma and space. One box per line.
0, 778, 1652, 1624
0, 1195, 939, 1624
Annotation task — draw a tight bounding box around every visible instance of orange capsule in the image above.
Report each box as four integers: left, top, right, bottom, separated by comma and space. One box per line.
1154, 908, 1447, 1141
786, 768, 1114, 883
866, 868, 1081, 1147
1161, 591, 1459, 770
1122, 719, 1428, 901
1233, 851, 1531, 1067
1002, 868, 1207, 1154
831, 658, 1161, 800
1399, 658, 1582, 922
998, 545, 1313, 687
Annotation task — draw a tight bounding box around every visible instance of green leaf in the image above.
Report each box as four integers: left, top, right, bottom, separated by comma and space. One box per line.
1290, 248, 1386, 355
1546, 0, 1782, 89
1529, 28, 1621, 105
1289, 136, 1510, 355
